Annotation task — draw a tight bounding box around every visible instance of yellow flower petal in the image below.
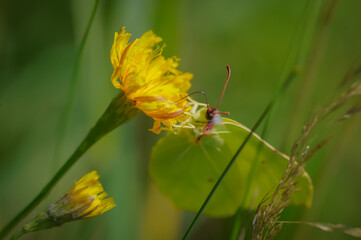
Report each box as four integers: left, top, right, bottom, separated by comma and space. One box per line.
51, 170, 115, 220
110, 27, 193, 133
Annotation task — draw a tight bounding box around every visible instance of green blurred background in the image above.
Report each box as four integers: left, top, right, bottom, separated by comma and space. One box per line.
1, 0, 361, 239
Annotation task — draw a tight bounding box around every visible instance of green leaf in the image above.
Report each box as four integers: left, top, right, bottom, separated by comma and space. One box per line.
149, 118, 313, 217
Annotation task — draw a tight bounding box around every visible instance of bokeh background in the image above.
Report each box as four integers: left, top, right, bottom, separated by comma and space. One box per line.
1, 0, 361, 239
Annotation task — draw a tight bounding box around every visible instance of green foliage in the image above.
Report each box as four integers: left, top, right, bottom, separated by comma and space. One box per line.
2, 0, 361, 239
150, 118, 313, 217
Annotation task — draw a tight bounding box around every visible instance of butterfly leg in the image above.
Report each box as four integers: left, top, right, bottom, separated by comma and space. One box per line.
195, 132, 217, 144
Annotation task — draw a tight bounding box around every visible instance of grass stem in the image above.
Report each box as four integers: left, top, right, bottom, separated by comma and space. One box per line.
181, 69, 298, 240
0, 92, 137, 240
0, 1, 100, 238
51, 0, 100, 169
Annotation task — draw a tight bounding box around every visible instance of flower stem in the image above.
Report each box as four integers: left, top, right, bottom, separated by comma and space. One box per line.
10, 230, 24, 240
1, 1, 100, 238
0, 93, 138, 239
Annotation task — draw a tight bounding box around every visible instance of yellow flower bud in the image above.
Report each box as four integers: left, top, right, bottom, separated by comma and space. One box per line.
12, 171, 115, 239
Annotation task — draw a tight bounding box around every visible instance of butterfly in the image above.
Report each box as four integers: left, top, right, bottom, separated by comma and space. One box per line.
149, 66, 313, 216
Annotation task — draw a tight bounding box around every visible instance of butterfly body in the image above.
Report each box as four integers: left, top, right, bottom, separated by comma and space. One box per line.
194, 106, 229, 143
195, 66, 231, 143
173, 66, 230, 142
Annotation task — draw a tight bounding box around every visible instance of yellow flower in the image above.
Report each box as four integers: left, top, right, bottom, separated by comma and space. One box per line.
12, 171, 115, 238
110, 27, 193, 133
53, 170, 115, 219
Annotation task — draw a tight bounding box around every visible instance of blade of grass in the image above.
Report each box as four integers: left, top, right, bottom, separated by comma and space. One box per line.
229, 69, 300, 240
51, 0, 100, 169
182, 67, 299, 240
0, 0, 100, 238
281, 0, 330, 148
0, 91, 137, 240
230, 207, 244, 240
185, 0, 320, 237
230, 1, 314, 238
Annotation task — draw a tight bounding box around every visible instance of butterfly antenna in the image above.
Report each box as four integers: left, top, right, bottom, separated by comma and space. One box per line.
175, 91, 209, 106
216, 65, 231, 109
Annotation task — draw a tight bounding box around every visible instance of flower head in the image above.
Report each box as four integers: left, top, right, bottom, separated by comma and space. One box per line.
110, 27, 193, 133
49, 170, 115, 220
14, 171, 115, 238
